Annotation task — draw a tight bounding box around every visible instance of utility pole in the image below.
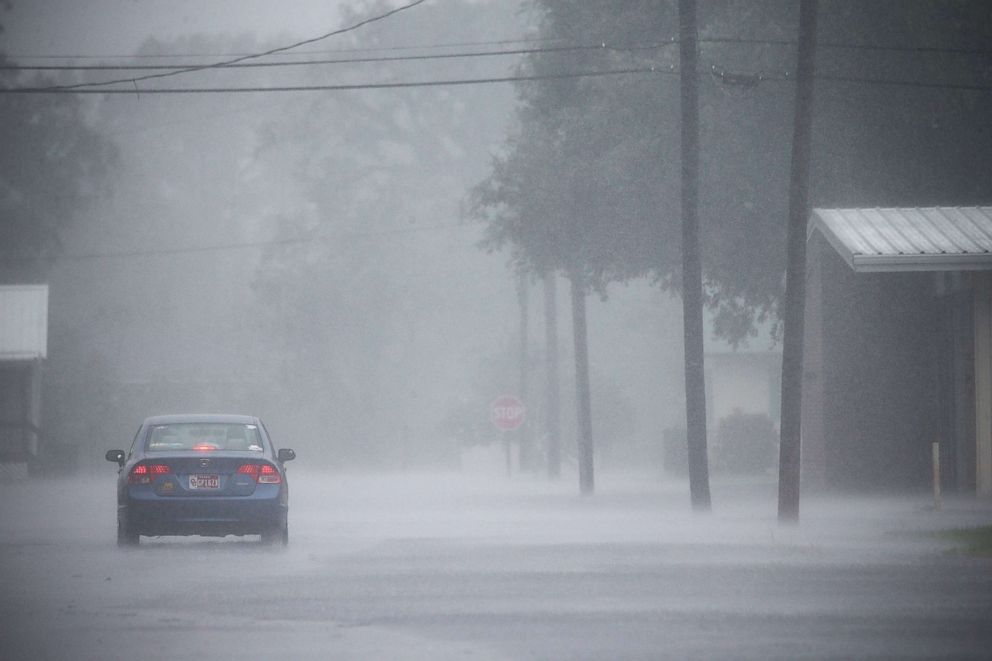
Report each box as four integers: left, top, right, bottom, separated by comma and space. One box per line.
570, 270, 594, 495
517, 274, 531, 470
677, 0, 711, 512
778, 0, 819, 524
543, 271, 562, 479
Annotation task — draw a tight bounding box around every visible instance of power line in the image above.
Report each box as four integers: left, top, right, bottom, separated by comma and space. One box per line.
35, 0, 430, 92
0, 43, 666, 72
3, 40, 985, 97
1, 37, 565, 61
816, 72, 992, 93
6, 63, 990, 96
0, 66, 669, 94
707, 62, 992, 93
8, 35, 992, 65
702, 36, 992, 58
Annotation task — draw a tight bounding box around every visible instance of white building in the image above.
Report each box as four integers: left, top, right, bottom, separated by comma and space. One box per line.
0, 285, 48, 467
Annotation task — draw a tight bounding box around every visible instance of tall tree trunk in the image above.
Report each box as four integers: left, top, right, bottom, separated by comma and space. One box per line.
517, 274, 531, 470
778, 0, 819, 524
678, 0, 711, 511
543, 271, 562, 479
570, 270, 594, 495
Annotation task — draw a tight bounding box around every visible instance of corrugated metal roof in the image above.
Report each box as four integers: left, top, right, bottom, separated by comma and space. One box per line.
0, 285, 48, 360
810, 207, 992, 272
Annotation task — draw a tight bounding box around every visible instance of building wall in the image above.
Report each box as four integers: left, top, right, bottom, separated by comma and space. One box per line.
0, 361, 42, 463
805, 236, 948, 492
803, 232, 827, 489
0, 364, 27, 460
932, 283, 975, 492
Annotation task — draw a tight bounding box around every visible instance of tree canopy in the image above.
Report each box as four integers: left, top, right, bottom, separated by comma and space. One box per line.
471, 0, 791, 343
247, 1, 526, 465
0, 51, 118, 283
473, 0, 992, 345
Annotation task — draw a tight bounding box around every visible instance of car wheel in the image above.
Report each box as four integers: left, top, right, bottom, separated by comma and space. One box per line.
117, 522, 139, 547
261, 522, 288, 547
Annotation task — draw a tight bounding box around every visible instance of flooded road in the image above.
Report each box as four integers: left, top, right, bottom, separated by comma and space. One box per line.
2, 470, 991, 659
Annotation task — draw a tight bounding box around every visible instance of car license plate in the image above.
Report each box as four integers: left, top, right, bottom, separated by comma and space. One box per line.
189, 474, 220, 490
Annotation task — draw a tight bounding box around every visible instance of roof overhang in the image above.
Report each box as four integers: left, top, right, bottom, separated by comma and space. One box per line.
810, 207, 992, 273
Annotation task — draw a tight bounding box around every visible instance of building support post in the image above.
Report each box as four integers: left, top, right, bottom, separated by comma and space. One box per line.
974, 272, 992, 497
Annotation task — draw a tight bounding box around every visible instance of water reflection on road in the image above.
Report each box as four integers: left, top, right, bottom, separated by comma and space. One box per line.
2, 470, 991, 660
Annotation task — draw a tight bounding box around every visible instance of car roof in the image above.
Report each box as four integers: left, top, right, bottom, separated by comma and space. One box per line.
143, 414, 260, 426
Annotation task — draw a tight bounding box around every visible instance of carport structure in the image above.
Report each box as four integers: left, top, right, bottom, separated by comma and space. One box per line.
804, 207, 992, 495
0, 285, 48, 472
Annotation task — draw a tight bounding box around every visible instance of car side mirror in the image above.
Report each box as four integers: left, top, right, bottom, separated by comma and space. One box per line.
106, 449, 126, 467
277, 448, 296, 463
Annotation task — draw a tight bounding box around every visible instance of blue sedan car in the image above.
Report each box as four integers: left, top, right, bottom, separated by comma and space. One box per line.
105, 414, 295, 547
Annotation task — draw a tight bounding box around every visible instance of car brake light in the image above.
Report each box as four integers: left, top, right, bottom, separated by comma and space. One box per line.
129, 463, 171, 484
236, 463, 280, 484
258, 463, 281, 484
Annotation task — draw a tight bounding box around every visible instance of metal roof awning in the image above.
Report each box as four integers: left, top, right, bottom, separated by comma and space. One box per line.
810, 207, 992, 272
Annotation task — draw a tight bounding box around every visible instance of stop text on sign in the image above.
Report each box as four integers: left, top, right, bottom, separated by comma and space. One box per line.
491, 395, 525, 431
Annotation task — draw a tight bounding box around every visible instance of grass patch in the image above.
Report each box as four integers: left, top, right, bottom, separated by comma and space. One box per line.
938, 525, 992, 557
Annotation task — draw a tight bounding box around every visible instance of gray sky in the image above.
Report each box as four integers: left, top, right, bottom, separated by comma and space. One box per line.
2, 0, 365, 57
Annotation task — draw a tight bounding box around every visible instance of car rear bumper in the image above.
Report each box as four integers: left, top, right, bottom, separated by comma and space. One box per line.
121, 491, 287, 536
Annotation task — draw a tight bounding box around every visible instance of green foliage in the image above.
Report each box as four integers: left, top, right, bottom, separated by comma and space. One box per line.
474, 1, 992, 346
939, 526, 992, 557
0, 68, 118, 282
472, 1, 679, 289
247, 1, 525, 466
471, 0, 789, 340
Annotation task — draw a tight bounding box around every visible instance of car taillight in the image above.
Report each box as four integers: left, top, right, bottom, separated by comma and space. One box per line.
236, 463, 281, 484
129, 463, 171, 484
258, 463, 281, 484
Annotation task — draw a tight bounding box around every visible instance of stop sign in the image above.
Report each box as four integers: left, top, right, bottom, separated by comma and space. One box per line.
490, 395, 525, 431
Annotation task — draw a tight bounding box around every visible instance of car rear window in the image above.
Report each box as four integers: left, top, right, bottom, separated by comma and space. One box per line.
146, 423, 264, 452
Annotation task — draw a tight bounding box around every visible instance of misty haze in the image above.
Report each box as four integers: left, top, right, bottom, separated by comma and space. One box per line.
1, 1, 991, 659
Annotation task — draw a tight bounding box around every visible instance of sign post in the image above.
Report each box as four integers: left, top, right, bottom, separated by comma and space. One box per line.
491, 395, 525, 476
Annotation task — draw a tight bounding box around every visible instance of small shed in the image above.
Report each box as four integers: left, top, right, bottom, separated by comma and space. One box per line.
804, 207, 992, 495
0, 285, 48, 467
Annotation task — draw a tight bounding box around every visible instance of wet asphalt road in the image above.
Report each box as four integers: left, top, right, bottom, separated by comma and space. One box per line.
1, 470, 991, 660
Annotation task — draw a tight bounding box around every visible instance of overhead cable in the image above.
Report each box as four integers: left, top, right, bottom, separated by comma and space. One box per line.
33, 0, 429, 91
702, 36, 992, 58
0, 43, 667, 72
7, 35, 992, 66
707, 62, 992, 93
1, 36, 566, 61
0, 66, 670, 94
5, 64, 989, 95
